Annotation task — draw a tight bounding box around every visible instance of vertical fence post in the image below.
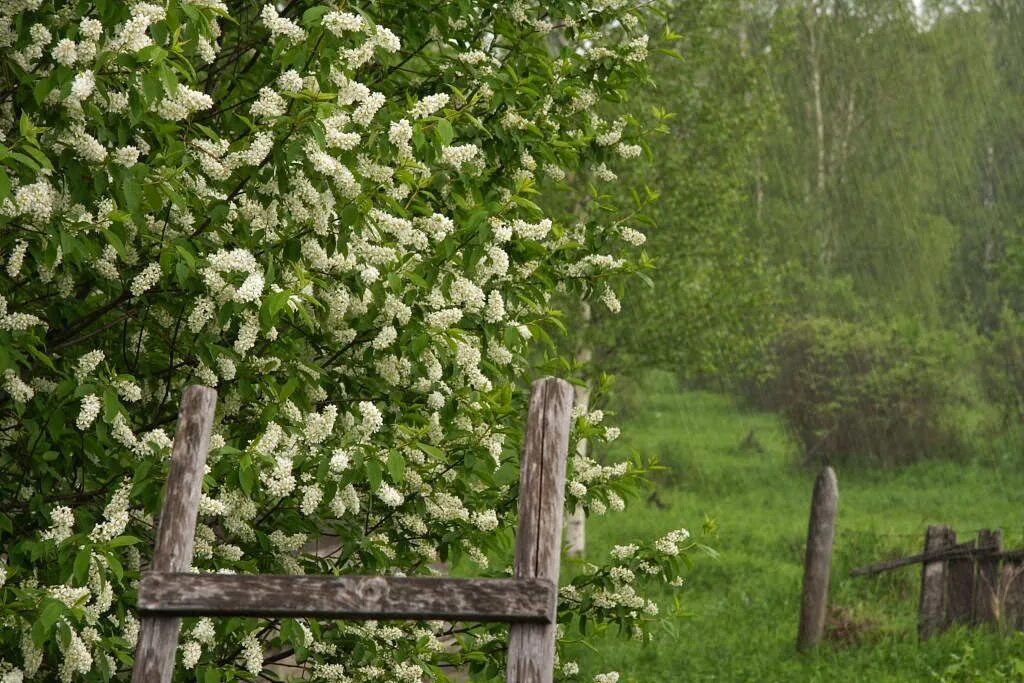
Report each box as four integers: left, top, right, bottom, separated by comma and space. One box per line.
948, 535, 976, 625
919, 524, 955, 640
974, 528, 1003, 626
797, 466, 839, 651
507, 378, 574, 683
133, 386, 217, 683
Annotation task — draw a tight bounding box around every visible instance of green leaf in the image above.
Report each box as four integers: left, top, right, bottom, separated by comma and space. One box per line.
416, 442, 445, 461
19, 112, 33, 139
365, 458, 382, 491
239, 455, 256, 496
123, 173, 142, 215
105, 552, 124, 581
25, 345, 56, 372
436, 118, 454, 146
301, 5, 330, 27
102, 229, 128, 260
24, 145, 52, 171
0, 167, 10, 202
386, 450, 406, 484
72, 546, 92, 586
103, 388, 121, 422
278, 376, 300, 404
40, 599, 64, 629
106, 535, 142, 548
57, 620, 72, 650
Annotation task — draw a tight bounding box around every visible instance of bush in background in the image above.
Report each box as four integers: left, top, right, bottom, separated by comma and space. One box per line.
765, 317, 980, 466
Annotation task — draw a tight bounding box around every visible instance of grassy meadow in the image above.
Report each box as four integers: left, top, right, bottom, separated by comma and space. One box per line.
569, 372, 1024, 682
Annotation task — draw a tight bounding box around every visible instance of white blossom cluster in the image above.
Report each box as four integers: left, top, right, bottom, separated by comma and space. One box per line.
0, 0, 676, 679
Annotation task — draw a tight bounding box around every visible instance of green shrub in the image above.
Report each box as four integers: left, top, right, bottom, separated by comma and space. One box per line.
766, 317, 976, 465
979, 308, 1024, 425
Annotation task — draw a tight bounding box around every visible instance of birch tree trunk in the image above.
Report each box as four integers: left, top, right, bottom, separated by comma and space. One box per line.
805, 0, 832, 268
566, 302, 591, 558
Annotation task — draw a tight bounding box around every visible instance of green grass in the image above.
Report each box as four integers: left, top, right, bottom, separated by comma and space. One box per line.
568, 372, 1024, 682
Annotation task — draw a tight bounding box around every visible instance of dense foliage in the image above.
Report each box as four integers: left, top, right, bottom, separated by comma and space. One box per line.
712, 1, 1024, 459
766, 317, 976, 466
0, 2, 698, 681
583, 0, 783, 382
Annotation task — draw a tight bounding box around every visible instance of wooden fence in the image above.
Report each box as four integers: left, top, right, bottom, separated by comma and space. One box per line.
797, 470, 1024, 649
853, 525, 1024, 638
133, 378, 574, 683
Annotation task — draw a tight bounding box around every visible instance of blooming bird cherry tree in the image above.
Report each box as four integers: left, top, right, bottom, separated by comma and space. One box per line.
0, 1, 697, 681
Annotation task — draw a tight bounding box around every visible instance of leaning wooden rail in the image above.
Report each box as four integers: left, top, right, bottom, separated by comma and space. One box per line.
132, 379, 574, 683
850, 540, 1004, 577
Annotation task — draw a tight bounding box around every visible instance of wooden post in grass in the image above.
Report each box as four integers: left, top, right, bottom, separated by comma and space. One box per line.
797, 466, 838, 651
919, 524, 955, 640
974, 529, 1003, 626
947, 535, 976, 625
507, 378, 574, 682
132, 386, 217, 683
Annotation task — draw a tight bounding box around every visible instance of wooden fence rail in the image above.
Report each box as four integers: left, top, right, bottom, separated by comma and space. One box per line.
852, 525, 1023, 640
132, 378, 574, 683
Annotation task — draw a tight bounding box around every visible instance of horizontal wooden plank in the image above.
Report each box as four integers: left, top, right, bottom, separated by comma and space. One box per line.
138, 573, 555, 623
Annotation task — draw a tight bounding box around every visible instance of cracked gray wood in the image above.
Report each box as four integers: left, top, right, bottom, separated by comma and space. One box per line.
132, 386, 217, 683
919, 524, 955, 640
797, 466, 838, 651
507, 378, 574, 683
138, 573, 554, 622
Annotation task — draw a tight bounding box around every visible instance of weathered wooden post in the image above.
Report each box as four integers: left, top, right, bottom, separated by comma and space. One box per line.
797, 466, 838, 651
133, 386, 217, 683
974, 528, 1003, 626
918, 524, 955, 640
507, 378, 574, 682
133, 381, 571, 682
948, 535, 976, 625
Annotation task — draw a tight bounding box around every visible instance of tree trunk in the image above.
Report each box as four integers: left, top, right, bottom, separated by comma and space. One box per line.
566, 302, 591, 558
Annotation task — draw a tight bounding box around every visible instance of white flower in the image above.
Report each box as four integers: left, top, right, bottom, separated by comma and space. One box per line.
80, 18, 103, 41
130, 262, 161, 297
409, 93, 449, 119
77, 394, 102, 430
250, 87, 287, 120
611, 544, 638, 560
76, 350, 106, 381
300, 484, 323, 515
359, 401, 383, 435
156, 85, 213, 121
616, 143, 642, 159
181, 640, 202, 669
90, 480, 132, 542
14, 180, 58, 224
323, 11, 366, 35
52, 38, 77, 66
112, 145, 141, 167
5, 241, 27, 277
329, 448, 351, 474
69, 71, 95, 104
2, 370, 34, 404
277, 70, 303, 92
441, 144, 480, 169
261, 4, 305, 43
42, 506, 75, 543
377, 483, 404, 507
